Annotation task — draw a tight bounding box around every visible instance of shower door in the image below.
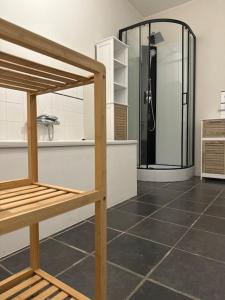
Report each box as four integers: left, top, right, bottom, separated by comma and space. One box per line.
120, 19, 196, 170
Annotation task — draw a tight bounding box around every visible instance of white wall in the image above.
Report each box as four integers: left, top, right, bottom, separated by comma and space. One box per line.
0, 0, 142, 141
0, 87, 84, 141
145, 0, 225, 175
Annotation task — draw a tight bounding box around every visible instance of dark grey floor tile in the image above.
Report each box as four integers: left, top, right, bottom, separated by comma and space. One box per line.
205, 204, 225, 219
163, 180, 197, 192
111, 198, 135, 210
177, 229, 225, 262
137, 182, 153, 195
177, 188, 217, 204
194, 215, 225, 235
54, 222, 120, 253
168, 198, 209, 213
150, 249, 225, 300
213, 196, 225, 207
108, 234, 170, 275
194, 183, 223, 193
151, 207, 198, 227
1, 239, 85, 276
199, 179, 225, 190
137, 181, 167, 195
130, 280, 192, 300
136, 189, 182, 206
118, 201, 160, 217
58, 256, 141, 300
129, 218, 187, 246
0, 265, 10, 280
90, 209, 144, 231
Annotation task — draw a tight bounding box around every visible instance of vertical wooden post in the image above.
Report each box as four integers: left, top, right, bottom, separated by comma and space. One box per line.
27, 92, 40, 270
94, 71, 107, 300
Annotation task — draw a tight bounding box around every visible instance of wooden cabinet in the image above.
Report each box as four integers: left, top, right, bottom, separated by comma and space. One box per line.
114, 103, 128, 140
201, 119, 225, 179
203, 119, 225, 138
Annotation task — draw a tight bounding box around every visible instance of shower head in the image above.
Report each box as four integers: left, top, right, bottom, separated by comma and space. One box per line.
149, 32, 164, 45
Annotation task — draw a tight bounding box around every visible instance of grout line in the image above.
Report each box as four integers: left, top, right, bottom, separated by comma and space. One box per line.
0, 263, 13, 275
160, 205, 201, 215
146, 278, 200, 300
49, 237, 90, 255
174, 247, 225, 266
51, 215, 225, 269
204, 212, 225, 220
54, 227, 126, 278
125, 231, 171, 248
107, 232, 125, 245
192, 227, 225, 238
148, 186, 225, 276
126, 185, 225, 300
106, 260, 144, 279
126, 198, 163, 207
120, 182, 202, 235
55, 253, 92, 278
148, 216, 192, 228
110, 207, 153, 218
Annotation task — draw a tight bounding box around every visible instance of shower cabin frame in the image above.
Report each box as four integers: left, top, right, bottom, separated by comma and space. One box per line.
119, 19, 196, 171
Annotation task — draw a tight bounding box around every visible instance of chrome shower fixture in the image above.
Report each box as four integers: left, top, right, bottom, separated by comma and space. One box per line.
37, 114, 60, 141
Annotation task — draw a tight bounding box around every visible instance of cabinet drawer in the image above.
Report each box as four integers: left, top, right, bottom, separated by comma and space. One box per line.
203, 119, 225, 137
202, 141, 225, 174
114, 103, 127, 140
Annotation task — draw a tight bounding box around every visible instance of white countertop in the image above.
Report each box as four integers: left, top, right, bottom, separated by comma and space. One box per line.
0, 140, 137, 148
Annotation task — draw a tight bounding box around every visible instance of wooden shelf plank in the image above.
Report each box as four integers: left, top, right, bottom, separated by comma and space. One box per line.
0, 268, 90, 300
0, 183, 100, 235
0, 51, 88, 82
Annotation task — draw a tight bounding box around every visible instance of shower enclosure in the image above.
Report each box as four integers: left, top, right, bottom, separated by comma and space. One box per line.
119, 19, 196, 181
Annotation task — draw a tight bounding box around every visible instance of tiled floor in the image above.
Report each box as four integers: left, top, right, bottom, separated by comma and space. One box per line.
1, 177, 225, 299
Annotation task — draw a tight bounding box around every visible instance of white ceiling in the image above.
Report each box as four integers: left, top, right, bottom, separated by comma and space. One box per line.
128, 0, 192, 17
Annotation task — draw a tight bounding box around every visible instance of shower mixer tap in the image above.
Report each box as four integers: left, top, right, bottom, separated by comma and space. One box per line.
144, 90, 152, 104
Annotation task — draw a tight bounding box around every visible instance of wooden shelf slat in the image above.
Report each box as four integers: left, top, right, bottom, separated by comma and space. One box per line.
0, 275, 41, 299
0, 60, 72, 84
32, 285, 59, 299
15, 279, 49, 299
0, 186, 47, 200
0, 68, 60, 87
0, 82, 36, 92
0, 77, 43, 91
0, 51, 88, 82
0, 183, 100, 235
0, 188, 56, 205
0, 190, 65, 210
0, 73, 52, 89
0, 268, 33, 294
51, 291, 68, 300
0, 184, 38, 195
0, 268, 90, 300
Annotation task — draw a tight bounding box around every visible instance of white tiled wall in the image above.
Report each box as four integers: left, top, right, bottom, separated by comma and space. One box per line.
0, 87, 84, 141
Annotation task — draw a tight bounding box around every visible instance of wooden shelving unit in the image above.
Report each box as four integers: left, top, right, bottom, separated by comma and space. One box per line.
0, 18, 106, 300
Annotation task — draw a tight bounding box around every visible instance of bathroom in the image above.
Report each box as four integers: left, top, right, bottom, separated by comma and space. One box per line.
0, 0, 225, 299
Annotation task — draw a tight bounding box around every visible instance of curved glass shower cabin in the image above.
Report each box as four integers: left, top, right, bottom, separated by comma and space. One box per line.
119, 19, 196, 181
